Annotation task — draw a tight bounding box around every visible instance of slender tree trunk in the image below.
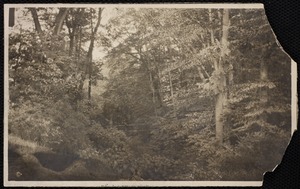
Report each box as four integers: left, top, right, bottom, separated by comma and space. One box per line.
215, 9, 230, 144
29, 8, 42, 34
153, 70, 163, 107
65, 10, 73, 55
208, 9, 214, 46
215, 92, 225, 142
155, 49, 163, 107
76, 31, 85, 102
87, 58, 93, 100
87, 8, 103, 100
77, 26, 82, 62
220, 10, 230, 58
168, 69, 177, 116
199, 64, 210, 79
68, 26, 78, 56
168, 70, 174, 101
75, 28, 80, 59
53, 8, 69, 35
69, 33, 74, 56
208, 9, 219, 70
149, 71, 157, 116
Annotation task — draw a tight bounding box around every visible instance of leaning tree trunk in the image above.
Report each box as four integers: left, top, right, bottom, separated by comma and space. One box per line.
215, 9, 230, 144
53, 8, 69, 35
29, 8, 42, 34
75, 8, 102, 105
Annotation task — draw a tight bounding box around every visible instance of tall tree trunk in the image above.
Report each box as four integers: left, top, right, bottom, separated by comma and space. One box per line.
66, 21, 79, 56
75, 27, 84, 105
155, 49, 163, 108
168, 70, 174, 101
149, 71, 157, 116
29, 8, 42, 34
87, 8, 103, 100
75, 8, 102, 105
153, 68, 163, 107
9, 8, 15, 27
53, 8, 69, 35
87, 56, 93, 100
72, 29, 79, 56
69, 32, 75, 55
208, 9, 219, 70
66, 8, 84, 57
77, 26, 82, 62
215, 9, 230, 144
208, 8, 214, 46
168, 69, 177, 116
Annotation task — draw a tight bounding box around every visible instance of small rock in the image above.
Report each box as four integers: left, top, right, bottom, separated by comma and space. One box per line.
16, 171, 22, 177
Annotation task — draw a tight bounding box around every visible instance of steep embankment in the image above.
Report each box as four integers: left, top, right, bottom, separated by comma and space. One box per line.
8, 135, 118, 181
8, 135, 61, 180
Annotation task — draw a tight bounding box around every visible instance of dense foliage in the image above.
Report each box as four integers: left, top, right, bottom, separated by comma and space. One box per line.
8, 7, 291, 181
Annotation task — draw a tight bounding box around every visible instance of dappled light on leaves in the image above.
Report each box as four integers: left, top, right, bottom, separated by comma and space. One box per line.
8, 7, 291, 181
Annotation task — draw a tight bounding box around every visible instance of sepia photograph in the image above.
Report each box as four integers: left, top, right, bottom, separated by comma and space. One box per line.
4, 3, 297, 187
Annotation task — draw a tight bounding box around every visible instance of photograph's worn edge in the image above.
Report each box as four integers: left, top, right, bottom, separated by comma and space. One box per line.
3, 3, 296, 187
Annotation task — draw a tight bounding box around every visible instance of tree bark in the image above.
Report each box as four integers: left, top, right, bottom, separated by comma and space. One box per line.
149, 71, 157, 116
69, 33, 75, 56
168, 69, 177, 116
208, 9, 214, 46
87, 8, 103, 100
87, 55, 93, 100
168, 70, 174, 101
153, 68, 163, 107
77, 26, 82, 62
53, 8, 69, 35
208, 9, 219, 70
215, 92, 225, 143
29, 8, 42, 34
215, 9, 230, 144
9, 8, 15, 27
75, 8, 102, 104
66, 9, 82, 56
